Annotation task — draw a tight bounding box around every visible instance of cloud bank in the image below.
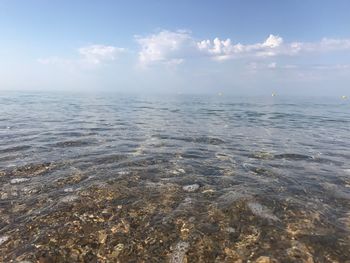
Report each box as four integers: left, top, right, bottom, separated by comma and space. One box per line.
135, 30, 350, 66
38, 30, 350, 70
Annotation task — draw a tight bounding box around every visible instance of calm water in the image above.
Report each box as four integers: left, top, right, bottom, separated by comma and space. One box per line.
0, 92, 350, 262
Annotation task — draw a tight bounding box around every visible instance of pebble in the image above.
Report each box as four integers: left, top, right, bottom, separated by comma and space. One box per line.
0, 235, 9, 245
60, 195, 79, 203
22, 186, 39, 195
202, 189, 215, 194
172, 169, 185, 175
182, 184, 200, 192
111, 243, 124, 257
10, 178, 30, 184
255, 256, 273, 263
1, 192, 9, 199
64, 187, 74, 193
224, 227, 236, 233
117, 171, 129, 175
169, 241, 189, 263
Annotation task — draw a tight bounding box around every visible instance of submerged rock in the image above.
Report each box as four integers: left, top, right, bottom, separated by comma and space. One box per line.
169, 241, 190, 263
182, 184, 200, 192
323, 182, 350, 199
217, 191, 249, 209
10, 178, 30, 184
247, 202, 279, 222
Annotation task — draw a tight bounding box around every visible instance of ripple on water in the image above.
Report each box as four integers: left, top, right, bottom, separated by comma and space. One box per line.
51, 140, 94, 148
273, 153, 313, 161
0, 145, 31, 154
1, 94, 350, 262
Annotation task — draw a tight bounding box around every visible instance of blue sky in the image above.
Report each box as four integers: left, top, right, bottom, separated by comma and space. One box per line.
1, 0, 350, 95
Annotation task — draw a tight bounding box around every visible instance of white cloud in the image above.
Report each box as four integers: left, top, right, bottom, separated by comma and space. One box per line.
135, 31, 287, 65
78, 45, 125, 64
135, 30, 197, 66
289, 38, 350, 53
38, 44, 125, 68
262, 35, 283, 48
197, 34, 284, 60
320, 38, 350, 50
136, 30, 350, 65
247, 61, 279, 71
40, 31, 350, 70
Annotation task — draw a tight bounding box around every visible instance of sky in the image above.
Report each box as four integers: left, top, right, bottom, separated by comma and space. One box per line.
0, 0, 350, 95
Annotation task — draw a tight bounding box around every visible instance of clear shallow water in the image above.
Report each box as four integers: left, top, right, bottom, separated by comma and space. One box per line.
0, 92, 350, 262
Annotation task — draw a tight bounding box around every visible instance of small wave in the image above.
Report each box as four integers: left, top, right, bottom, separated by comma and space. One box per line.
181, 150, 207, 159
313, 157, 344, 166
0, 145, 31, 153
54, 131, 98, 137
176, 136, 225, 145
51, 140, 94, 148
94, 154, 128, 165
274, 153, 313, 161
152, 134, 225, 145
89, 127, 115, 131
120, 156, 169, 168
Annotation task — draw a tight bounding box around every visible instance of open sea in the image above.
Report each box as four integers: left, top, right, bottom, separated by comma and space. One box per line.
0, 92, 350, 262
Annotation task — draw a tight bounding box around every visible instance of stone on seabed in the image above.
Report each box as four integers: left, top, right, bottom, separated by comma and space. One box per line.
0, 235, 9, 245
60, 195, 79, 203
182, 184, 200, 192
169, 241, 189, 263
10, 178, 30, 184
255, 256, 273, 263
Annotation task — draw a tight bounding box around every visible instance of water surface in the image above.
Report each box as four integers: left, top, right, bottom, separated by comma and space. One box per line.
0, 92, 350, 262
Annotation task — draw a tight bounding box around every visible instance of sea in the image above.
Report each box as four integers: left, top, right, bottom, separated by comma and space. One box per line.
0, 92, 349, 262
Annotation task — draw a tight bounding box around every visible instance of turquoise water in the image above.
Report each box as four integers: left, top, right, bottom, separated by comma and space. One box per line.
0, 92, 350, 262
